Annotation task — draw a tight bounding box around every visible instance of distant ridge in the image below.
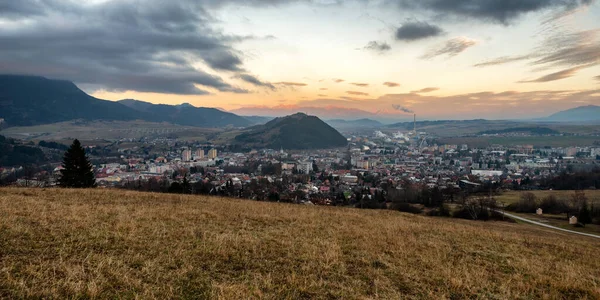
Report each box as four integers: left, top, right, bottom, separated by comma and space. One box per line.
118, 99, 251, 128
545, 105, 600, 122
234, 113, 348, 149
326, 118, 383, 129
0, 75, 251, 128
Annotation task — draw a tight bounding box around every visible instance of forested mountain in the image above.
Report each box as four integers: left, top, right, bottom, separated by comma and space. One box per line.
234, 113, 348, 149
0, 75, 251, 128
118, 99, 251, 127
0, 75, 147, 126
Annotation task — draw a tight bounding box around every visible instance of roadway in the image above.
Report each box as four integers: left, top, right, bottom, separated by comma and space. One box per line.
498, 211, 600, 240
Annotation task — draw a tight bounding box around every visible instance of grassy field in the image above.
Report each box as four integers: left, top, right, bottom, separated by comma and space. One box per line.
0, 120, 221, 142
495, 190, 600, 235
496, 190, 600, 206
1, 188, 599, 299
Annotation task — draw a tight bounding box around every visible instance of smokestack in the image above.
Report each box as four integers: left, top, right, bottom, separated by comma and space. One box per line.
413, 114, 416, 135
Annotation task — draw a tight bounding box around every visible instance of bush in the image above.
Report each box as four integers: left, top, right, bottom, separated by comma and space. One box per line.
392, 202, 423, 214
540, 195, 568, 214
516, 192, 538, 213
428, 204, 451, 217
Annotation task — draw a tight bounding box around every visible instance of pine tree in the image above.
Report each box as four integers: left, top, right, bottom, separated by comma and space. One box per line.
58, 139, 96, 188
579, 199, 592, 226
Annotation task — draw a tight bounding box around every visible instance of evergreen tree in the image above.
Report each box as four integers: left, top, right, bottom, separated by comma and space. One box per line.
58, 139, 96, 188
579, 200, 592, 226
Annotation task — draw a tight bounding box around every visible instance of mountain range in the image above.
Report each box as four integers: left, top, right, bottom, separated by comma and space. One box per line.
234, 113, 348, 149
326, 118, 383, 129
544, 105, 600, 123
118, 99, 251, 127
0, 75, 250, 128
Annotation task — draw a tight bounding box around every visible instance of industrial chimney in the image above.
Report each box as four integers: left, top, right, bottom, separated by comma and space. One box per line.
413, 114, 416, 135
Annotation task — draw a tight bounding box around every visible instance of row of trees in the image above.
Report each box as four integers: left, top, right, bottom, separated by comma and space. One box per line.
510, 191, 599, 226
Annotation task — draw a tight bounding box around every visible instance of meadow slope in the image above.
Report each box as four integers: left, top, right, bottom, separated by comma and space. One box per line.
0, 188, 599, 299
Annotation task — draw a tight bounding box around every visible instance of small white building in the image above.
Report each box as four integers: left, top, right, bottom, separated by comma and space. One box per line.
569, 216, 578, 225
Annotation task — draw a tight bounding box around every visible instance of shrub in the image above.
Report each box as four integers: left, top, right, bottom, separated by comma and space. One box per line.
516, 192, 538, 213
392, 202, 423, 214
540, 195, 568, 214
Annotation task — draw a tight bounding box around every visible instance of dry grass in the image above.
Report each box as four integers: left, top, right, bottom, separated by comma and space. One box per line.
1, 188, 599, 299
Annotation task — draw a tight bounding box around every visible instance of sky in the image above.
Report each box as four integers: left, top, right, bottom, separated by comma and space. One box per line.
1, 0, 599, 120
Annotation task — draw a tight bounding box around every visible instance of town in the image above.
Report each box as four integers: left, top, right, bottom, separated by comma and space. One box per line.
4, 126, 600, 209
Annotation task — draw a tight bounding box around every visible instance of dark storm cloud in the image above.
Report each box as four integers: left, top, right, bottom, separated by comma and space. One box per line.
395, 21, 444, 42
396, 0, 594, 24
421, 37, 477, 59
236, 74, 276, 89
202, 51, 245, 72
0, 0, 254, 95
364, 41, 392, 53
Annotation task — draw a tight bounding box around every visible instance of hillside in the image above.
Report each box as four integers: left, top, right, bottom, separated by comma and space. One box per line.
0, 75, 251, 128
234, 113, 348, 149
326, 118, 383, 129
546, 105, 600, 122
0, 135, 47, 167
119, 99, 251, 128
0, 75, 149, 126
1, 188, 599, 298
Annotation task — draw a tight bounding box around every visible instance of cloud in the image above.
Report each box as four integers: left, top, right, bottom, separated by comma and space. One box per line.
364, 41, 391, 53
347, 91, 369, 96
421, 37, 477, 59
392, 105, 414, 114
474, 27, 600, 77
318, 94, 328, 97
350, 83, 369, 87
320, 88, 328, 90
396, 0, 594, 24
395, 21, 444, 42
531, 29, 600, 68
334, 79, 345, 83
233, 89, 600, 119
274, 82, 307, 87
474, 55, 534, 67
0, 0, 259, 95
236, 74, 275, 89
384, 82, 401, 87
595, 75, 600, 81
411, 87, 440, 93
202, 51, 244, 72
519, 66, 584, 83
